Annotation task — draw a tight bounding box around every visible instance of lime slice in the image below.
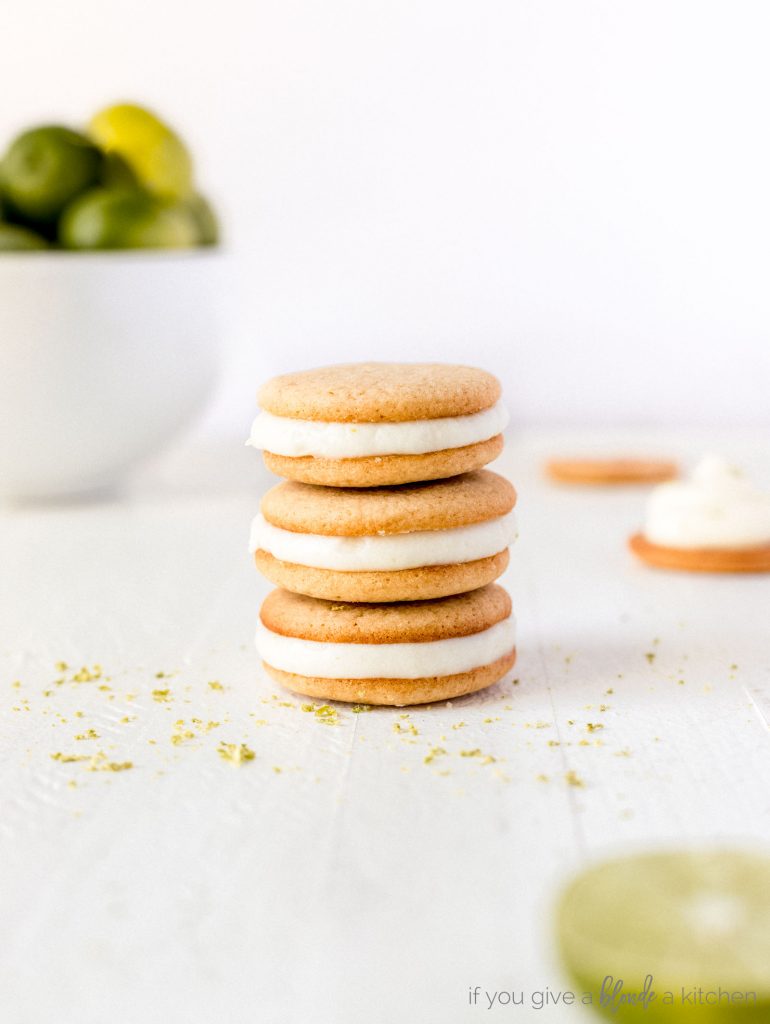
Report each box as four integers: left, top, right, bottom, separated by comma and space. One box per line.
0, 222, 48, 250
0, 126, 103, 225
59, 187, 198, 250
556, 849, 770, 1021
88, 103, 193, 200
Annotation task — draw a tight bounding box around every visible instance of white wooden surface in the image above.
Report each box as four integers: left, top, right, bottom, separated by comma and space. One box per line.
1, 430, 769, 1024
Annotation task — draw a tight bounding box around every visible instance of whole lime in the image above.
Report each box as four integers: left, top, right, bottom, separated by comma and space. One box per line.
0, 126, 103, 225
60, 188, 198, 250
100, 151, 140, 190
184, 193, 219, 245
0, 223, 48, 250
89, 103, 193, 200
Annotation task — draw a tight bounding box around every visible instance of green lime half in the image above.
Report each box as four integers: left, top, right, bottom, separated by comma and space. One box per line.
556, 849, 770, 1022
60, 187, 198, 250
0, 223, 48, 250
0, 126, 103, 225
88, 103, 193, 200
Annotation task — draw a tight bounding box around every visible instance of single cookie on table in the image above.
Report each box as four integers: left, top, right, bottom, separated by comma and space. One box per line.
256, 584, 516, 706
248, 362, 508, 487
546, 457, 678, 485
250, 470, 517, 603
629, 455, 770, 573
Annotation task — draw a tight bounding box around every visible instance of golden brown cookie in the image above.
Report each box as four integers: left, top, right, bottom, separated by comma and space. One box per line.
258, 362, 501, 422
262, 436, 504, 488
251, 470, 517, 602
256, 585, 517, 706
263, 651, 517, 706
254, 549, 510, 603
629, 533, 770, 573
547, 458, 678, 485
249, 362, 508, 487
260, 470, 516, 536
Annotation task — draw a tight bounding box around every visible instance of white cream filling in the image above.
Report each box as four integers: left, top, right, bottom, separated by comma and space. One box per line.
249, 511, 518, 570
247, 401, 509, 458
255, 614, 516, 679
644, 455, 770, 549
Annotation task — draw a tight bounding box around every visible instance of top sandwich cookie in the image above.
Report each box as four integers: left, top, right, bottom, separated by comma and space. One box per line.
250, 469, 517, 602
248, 362, 508, 487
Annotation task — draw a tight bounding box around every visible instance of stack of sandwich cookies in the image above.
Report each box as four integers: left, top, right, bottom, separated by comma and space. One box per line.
248, 362, 518, 706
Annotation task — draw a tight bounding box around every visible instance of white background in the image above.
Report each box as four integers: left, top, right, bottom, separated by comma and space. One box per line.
2, 0, 770, 433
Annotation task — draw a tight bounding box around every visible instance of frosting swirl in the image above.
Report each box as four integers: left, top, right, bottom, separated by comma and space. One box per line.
643, 456, 770, 549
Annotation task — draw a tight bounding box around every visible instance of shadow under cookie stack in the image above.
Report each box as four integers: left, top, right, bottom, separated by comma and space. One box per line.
247, 363, 517, 707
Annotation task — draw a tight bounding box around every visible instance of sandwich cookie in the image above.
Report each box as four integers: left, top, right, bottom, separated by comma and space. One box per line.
248, 362, 508, 487
257, 584, 516, 706
630, 456, 770, 572
250, 470, 517, 603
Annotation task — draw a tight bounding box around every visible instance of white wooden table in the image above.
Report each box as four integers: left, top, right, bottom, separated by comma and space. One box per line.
1, 429, 768, 1024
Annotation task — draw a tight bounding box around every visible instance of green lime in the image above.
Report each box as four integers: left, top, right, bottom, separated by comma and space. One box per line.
0, 126, 103, 225
0, 222, 48, 250
100, 151, 140, 190
556, 849, 770, 1021
89, 103, 193, 200
59, 188, 198, 250
183, 193, 219, 245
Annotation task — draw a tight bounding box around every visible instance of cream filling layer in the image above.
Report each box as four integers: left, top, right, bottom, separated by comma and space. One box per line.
250, 511, 518, 570
255, 614, 516, 679
247, 401, 509, 458
644, 456, 770, 549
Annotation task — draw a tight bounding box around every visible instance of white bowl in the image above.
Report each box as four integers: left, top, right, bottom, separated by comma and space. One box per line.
0, 250, 223, 500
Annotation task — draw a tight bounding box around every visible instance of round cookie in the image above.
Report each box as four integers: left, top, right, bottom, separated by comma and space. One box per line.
263, 436, 504, 488
546, 458, 678, 485
251, 470, 517, 602
256, 584, 517, 706
249, 363, 508, 487
258, 362, 500, 422
629, 533, 770, 573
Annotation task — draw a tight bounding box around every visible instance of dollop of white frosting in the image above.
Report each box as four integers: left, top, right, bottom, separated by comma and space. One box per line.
249, 511, 518, 570
643, 456, 770, 549
255, 614, 516, 679
247, 401, 509, 458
